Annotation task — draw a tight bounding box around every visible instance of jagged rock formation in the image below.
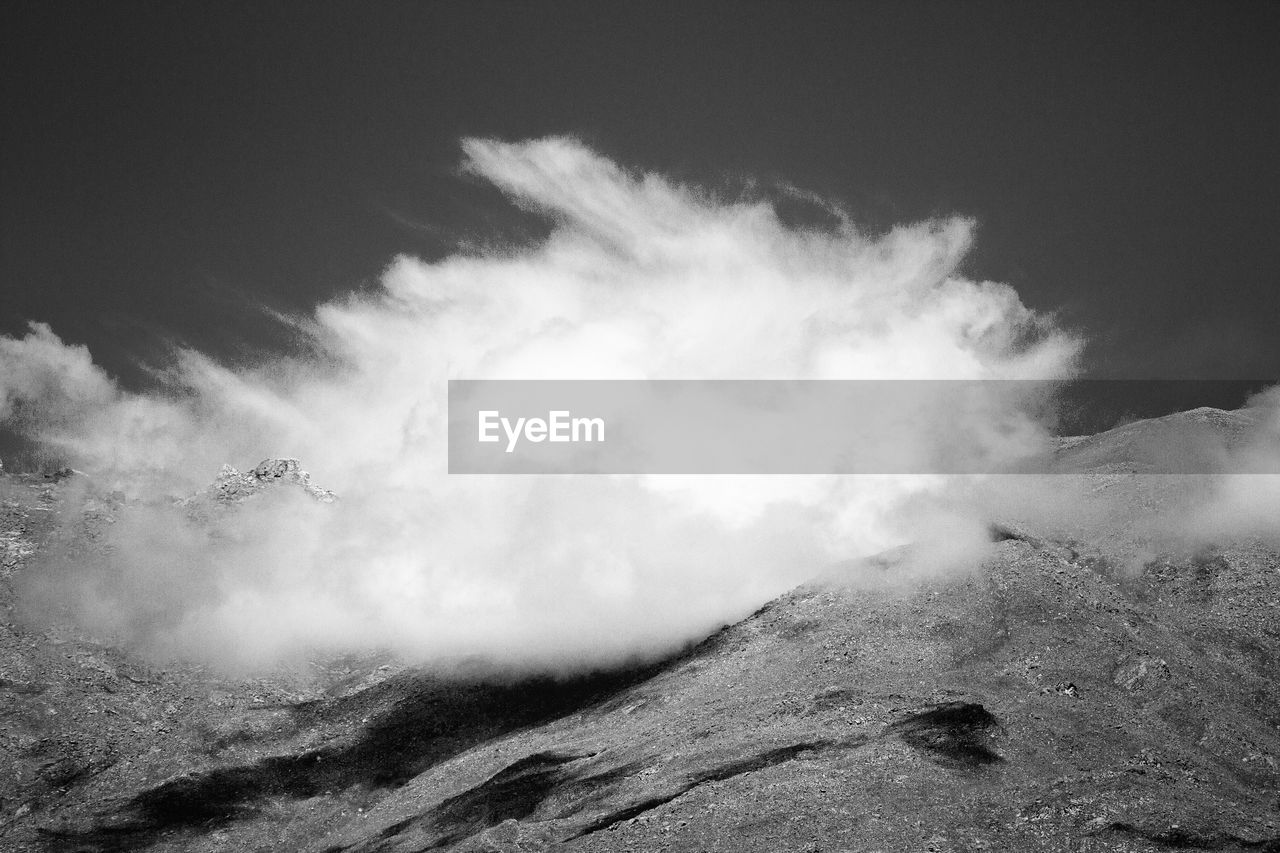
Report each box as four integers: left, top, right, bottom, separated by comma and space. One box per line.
1, 413, 1278, 852
187, 458, 337, 506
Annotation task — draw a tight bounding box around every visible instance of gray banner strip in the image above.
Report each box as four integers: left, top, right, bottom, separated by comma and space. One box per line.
447, 380, 1280, 474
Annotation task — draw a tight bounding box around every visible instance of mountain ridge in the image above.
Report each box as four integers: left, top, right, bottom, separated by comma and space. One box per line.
1, 409, 1277, 852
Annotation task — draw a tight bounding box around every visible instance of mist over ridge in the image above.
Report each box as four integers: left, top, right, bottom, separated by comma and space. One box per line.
4, 137, 1277, 672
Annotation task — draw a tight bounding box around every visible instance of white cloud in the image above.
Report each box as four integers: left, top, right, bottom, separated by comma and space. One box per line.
5, 137, 1083, 670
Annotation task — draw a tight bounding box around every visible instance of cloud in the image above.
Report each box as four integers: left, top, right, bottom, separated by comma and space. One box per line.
1, 322, 115, 430
1174, 388, 1280, 543
4, 137, 1083, 671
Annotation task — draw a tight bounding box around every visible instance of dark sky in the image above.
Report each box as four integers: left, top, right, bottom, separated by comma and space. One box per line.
3, 0, 1278, 386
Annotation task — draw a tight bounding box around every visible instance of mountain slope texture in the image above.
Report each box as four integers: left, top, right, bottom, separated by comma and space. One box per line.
0, 409, 1277, 852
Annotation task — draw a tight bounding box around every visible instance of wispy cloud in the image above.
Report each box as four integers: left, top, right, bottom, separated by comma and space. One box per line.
3, 137, 1083, 670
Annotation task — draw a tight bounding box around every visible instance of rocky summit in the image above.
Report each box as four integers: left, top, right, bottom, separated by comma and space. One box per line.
1, 413, 1277, 852
189, 458, 338, 506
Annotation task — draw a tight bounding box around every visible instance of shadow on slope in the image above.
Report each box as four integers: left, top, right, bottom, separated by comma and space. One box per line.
888, 701, 1004, 769
41, 666, 659, 852
357, 738, 849, 852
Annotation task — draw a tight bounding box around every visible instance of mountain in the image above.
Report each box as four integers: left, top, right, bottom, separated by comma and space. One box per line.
1, 413, 1277, 852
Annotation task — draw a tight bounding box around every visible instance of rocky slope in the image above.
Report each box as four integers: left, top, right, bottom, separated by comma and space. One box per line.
1, 415, 1278, 852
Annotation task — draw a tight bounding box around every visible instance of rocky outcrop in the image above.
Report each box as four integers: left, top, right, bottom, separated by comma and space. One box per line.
1112, 655, 1171, 691
190, 458, 336, 506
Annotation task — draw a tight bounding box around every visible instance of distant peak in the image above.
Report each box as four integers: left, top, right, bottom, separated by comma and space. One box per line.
197, 458, 337, 505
